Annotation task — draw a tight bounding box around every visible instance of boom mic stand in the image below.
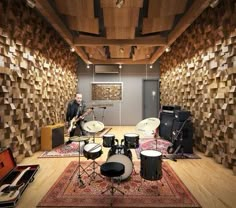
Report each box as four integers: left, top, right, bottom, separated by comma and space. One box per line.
99, 106, 106, 123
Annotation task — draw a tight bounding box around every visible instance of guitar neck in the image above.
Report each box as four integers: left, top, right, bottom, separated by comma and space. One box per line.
11, 167, 31, 186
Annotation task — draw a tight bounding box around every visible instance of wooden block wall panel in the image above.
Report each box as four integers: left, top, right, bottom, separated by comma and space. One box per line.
0, 0, 79, 162
159, 0, 236, 173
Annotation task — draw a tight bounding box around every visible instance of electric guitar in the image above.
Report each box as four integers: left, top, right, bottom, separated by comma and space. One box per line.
0, 167, 30, 202
68, 108, 93, 133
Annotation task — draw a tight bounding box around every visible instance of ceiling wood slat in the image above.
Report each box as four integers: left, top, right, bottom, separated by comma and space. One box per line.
35, 0, 212, 64
35, 0, 89, 63
73, 35, 167, 46
142, 16, 175, 34
150, 0, 212, 64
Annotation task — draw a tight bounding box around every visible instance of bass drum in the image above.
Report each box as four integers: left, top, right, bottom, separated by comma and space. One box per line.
140, 150, 162, 181
107, 145, 132, 161
107, 154, 133, 181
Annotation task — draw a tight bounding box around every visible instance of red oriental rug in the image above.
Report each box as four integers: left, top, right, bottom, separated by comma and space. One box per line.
136, 138, 201, 159
37, 161, 201, 208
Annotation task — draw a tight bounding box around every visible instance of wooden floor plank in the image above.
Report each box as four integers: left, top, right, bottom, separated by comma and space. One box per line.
17, 126, 236, 208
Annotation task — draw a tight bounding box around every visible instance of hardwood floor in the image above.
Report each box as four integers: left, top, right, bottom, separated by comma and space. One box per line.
17, 126, 236, 208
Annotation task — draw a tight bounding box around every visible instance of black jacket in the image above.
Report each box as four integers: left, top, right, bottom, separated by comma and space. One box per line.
66, 100, 86, 122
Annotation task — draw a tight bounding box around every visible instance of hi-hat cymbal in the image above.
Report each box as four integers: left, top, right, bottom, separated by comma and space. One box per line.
69, 136, 89, 142
83, 120, 104, 133
136, 117, 160, 135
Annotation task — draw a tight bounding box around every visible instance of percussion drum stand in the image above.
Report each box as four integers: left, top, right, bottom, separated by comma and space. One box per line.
70, 139, 89, 190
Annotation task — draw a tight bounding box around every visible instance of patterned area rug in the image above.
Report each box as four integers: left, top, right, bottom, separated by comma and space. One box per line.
39, 142, 84, 158
136, 138, 201, 159
37, 161, 201, 208
39, 128, 111, 158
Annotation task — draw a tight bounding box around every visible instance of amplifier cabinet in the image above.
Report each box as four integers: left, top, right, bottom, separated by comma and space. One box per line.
41, 123, 64, 150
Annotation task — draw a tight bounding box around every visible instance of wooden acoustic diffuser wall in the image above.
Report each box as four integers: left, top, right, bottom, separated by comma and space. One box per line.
159, 0, 236, 174
0, 0, 78, 162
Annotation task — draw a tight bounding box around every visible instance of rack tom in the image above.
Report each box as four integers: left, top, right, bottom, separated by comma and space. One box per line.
124, 133, 139, 149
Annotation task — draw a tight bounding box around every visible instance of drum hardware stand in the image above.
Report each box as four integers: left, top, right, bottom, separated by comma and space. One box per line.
70, 141, 90, 190
84, 159, 103, 185
101, 176, 124, 195
83, 144, 104, 184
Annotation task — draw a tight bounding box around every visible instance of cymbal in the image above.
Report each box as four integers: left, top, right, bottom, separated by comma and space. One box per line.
83, 120, 104, 133
69, 136, 89, 142
135, 117, 160, 135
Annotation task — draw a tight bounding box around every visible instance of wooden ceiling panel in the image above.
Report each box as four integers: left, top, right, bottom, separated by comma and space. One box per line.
109, 46, 131, 58
85, 46, 107, 60
142, 16, 175, 34
101, 0, 143, 8
35, 0, 212, 64
55, 0, 95, 17
148, 0, 188, 18
66, 16, 99, 34
103, 8, 140, 27
133, 46, 155, 61
55, 0, 99, 34
106, 27, 135, 39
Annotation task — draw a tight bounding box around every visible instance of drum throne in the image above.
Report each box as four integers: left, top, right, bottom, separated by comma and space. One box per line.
100, 162, 125, 205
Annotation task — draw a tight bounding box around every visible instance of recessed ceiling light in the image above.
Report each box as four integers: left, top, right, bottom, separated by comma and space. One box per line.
165, 47, 171, 52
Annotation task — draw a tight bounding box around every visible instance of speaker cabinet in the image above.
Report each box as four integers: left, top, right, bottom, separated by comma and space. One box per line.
41, 124, 64, 150
159, 112, 175, 141
172, 120, 193, 153
175, 110, 191, 122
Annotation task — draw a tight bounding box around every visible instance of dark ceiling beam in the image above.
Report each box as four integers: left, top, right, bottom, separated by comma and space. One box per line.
35, 0, 89, 63
74, 35, 167, 46
150, 0, 212, 64
89, 58, 151, 65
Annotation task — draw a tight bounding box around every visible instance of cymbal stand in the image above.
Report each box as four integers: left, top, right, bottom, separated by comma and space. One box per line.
71, 141, 89, 190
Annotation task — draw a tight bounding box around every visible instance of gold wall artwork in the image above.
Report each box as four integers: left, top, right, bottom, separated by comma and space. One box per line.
92, 82, 123, 100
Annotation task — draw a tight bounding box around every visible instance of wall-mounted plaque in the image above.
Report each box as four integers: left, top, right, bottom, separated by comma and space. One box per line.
92, 82, 123, 100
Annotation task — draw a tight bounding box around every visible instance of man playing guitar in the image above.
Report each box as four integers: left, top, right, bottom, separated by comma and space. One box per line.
66, 93, 90, 144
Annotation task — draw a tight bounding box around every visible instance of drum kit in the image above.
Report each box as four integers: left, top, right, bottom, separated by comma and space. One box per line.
71, 117, 164, 191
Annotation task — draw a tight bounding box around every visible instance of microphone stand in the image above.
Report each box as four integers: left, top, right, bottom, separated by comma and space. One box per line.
99, 107, 106, 123
167, 116, 191, 161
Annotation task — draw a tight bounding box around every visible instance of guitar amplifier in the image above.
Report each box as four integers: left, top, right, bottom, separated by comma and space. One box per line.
41, 123, 64, 150
0, 148, 39, 207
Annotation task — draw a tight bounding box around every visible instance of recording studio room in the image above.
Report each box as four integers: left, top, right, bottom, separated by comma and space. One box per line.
0, 0, 236, 208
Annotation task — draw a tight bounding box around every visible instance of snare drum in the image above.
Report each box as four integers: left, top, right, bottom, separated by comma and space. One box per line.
83, 143, 102, 160
140, 150, 162, 181
107, 154, 133, 181
103, 134, 115, 147
124, 133, 139, 149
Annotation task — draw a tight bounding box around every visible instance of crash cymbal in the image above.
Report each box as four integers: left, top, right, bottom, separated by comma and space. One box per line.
69, 136, 89, 142
83, 120, 104, 133
135, 117, 160, 135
